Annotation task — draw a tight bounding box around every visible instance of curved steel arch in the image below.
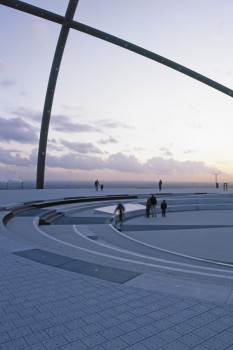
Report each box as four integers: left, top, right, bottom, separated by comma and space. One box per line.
1, 0, 233, 188
35, 0, 79, 189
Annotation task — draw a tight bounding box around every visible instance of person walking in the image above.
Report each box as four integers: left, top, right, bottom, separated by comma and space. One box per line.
161, 199, 167, 217
114, 202, 125, 231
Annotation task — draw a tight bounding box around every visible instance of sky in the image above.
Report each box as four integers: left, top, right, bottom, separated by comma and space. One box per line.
1, 0, 233, 184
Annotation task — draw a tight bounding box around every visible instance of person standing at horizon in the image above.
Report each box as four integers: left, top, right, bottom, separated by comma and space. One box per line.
159, 179, 163, 190
94, 179, 100, 191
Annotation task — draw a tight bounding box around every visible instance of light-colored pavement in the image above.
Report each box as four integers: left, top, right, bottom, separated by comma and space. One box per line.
1, 187, 233, 349
123, 210, 233, 263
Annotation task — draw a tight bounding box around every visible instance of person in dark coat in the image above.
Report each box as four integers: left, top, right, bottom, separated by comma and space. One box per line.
114, 203, 125, 231
161, 199, 167, 217
150, 194, 157, 217
145, 197, 151, 218
159, 179, 163, 190
94, 179, 100, 191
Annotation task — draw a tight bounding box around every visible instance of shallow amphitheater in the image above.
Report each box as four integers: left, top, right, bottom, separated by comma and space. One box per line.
1, 187, 233, 303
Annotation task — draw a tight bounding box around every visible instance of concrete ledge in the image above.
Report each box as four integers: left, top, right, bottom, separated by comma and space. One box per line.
39, 210, 64, 225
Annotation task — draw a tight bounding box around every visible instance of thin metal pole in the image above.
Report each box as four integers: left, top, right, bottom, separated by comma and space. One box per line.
36, 0, 79, 189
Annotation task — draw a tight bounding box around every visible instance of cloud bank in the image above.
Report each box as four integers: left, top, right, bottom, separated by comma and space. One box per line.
0, 117, 39, 143
0, 148, 220, 177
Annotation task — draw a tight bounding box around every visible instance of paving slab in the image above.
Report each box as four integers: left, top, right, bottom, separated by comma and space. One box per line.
14, 248, 141, 283
1, 188, 233, 349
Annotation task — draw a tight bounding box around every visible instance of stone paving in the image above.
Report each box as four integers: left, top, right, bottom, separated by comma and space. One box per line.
2, 249, 233, 350
1, 188, 233, 349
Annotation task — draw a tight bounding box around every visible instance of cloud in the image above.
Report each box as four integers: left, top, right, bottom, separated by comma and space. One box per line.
98, 136, 118, 145
51, 116, 133, 134
146, 157, 220, 175
105, 153, 143, 172
46, 153, 105, 170
51, 115, 101, 133
159, 147, 173, 156
0, 148, 35, 167
12, 110, 97, 133
44, 152, 219, 177
0, 79, 16, 89
61, 140, 103, 154
47, 139, 63, 152
45, 153, 138, 172
0, 143, 222, 178
11, 108, 43, 124
0, 117, 39, 143
10, 110, 101, 135
45, 152, 142, 172
97, 119, 133, 130
9, 110, 132, 139
183, 149, 195, 154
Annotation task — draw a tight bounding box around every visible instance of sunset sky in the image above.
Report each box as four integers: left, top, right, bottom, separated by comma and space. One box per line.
1, 0, 233, 184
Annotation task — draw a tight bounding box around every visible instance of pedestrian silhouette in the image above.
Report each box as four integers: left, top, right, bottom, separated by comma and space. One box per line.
161, 199, 167, 217
159, 179, 163, 190
114, 203, 125, 231
94, 179, 100, 191
145, 197, 151, 218
150, 194, 157, 217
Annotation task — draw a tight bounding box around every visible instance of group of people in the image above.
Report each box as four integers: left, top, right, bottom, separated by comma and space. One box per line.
95, 179, 163, 192
99, 178, 166, 232
146, 194, 167, 218
111, 194, 168, 232
94, 179, 104, 191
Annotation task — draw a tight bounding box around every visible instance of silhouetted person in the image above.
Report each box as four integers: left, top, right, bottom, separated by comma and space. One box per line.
159, 179, 163, 190
150, 194, 157, 217
145, 197, 151, 218
161, 199, 167, 217
100, 184, 104, 191
94, 179, 100, 191
114, 203, 125, 231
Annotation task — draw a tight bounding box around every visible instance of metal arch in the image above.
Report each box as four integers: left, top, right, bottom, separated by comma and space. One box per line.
1, 0, 79, 189
71, 22, 233, 97
36, 0, 79, 189
1, 0, 233, 189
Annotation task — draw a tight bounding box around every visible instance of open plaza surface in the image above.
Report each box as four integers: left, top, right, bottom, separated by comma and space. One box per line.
1, 186, 233, 349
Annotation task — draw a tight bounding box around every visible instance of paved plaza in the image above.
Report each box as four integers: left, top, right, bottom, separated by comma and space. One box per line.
1, 187, 233, 349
